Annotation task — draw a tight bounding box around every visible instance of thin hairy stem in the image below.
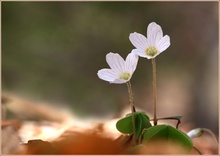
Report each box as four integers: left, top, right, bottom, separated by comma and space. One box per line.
152, 58, 157, 126
126, 81, 136, 143
203, 128, 219, 145
193, 146, 202, 155
192, 128, 218, 155
150, 116, 181, 129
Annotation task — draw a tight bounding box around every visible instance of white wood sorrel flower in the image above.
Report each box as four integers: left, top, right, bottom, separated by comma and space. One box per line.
129, 22, 170, 59
97, 52, 139, 84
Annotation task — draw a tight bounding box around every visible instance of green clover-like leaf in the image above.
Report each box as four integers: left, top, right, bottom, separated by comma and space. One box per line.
116, 112, 152, 139
143, 125, 193, 152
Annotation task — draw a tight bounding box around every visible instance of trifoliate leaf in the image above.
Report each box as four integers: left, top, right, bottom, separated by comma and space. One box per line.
116, 112, 152, 139
143, 125, 193, 152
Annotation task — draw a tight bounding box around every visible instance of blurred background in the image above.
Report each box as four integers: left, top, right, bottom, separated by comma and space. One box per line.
2, 2, 218, 135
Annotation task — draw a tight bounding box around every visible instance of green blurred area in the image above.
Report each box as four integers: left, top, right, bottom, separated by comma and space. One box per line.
2, 2, 218, 133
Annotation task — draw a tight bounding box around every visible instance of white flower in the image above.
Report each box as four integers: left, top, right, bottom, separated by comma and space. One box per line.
187, 128, 204, 139
97, 52, 139, 84
129, 22, 170, 59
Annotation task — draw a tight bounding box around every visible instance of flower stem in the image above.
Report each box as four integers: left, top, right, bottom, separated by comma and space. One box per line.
152, 58, 158, 126
126, 81, 136, 143
203, 128, 219, 145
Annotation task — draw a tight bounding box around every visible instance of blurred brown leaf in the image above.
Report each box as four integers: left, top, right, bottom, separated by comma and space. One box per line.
2, 93, 72, 122
2, 126, 26, 154
23, 139, 55, 154
22, 132, 125, 154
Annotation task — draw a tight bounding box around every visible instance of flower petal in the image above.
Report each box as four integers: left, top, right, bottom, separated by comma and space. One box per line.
147, 22, 163, 45
125, 52, 139, 74
112, 79, 127, 84
156, 35, 170, 53
131, 49, 148, 58
97, 69, 118, 83
106, 53, 125, 72
129, 32, 150, 50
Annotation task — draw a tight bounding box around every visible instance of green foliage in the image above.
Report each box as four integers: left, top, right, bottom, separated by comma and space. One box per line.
116, 112, 152, 139
143, 124, 193, 152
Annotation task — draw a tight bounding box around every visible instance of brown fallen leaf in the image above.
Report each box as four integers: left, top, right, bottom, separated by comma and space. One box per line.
2, 126, 26, 154
2, 93, 72, 122
23, 139, 55, 154
52, 132, 125, 154
22, 132, 126, 154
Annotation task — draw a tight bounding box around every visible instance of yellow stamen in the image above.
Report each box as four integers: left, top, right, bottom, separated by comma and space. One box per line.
146, 46, 158, 57
119, 72, 130, 80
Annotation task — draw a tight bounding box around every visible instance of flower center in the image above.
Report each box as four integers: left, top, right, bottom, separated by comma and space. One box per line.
119, 72, 131, 80
146, 46, 158, 57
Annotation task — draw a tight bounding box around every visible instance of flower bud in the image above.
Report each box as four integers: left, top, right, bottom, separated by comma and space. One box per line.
187, 128, 204, 139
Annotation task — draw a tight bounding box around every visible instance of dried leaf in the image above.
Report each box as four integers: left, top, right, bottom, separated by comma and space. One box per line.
2, 126, 26, 154
52, 132, 125, 154
23, 139, 55, 154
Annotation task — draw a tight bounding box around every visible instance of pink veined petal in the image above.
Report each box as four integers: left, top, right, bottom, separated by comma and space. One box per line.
106, 52, 125, 72
97, 69, 119, 83
125, 52, 139, 74
129, 32, 150, 50
156, 35, 170, 53
131, 49, 148, 58
147, 22, 163, 46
